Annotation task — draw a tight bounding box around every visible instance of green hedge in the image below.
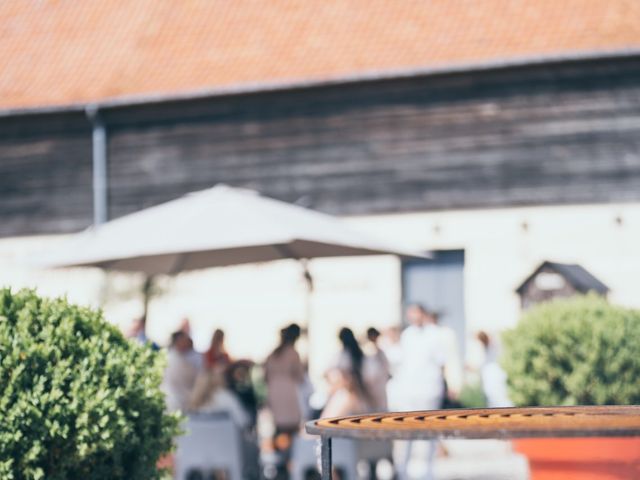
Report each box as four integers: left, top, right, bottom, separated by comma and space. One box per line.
502, 295, 640, 406
0, 289, 181, 480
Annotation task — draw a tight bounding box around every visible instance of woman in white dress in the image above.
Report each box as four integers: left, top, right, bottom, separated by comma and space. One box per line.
322, 327, 373, 418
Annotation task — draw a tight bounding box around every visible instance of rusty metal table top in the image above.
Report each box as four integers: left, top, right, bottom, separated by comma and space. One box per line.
306, 405, 640, 440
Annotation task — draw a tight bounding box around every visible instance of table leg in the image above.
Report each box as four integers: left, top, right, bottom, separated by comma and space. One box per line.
321, 436, 332, 480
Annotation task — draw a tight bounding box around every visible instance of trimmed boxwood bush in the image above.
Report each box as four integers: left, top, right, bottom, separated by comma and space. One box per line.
502, 295, 640, 406
0, 289, 181, 480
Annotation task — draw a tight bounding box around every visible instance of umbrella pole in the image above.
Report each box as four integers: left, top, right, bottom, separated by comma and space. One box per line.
301, 260, 314, 368
142, 275, 155, 335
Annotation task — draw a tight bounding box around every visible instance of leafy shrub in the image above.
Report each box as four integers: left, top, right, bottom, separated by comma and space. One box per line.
502, 295, 640, 406
458, 381, 487, 409
0, 289, 181, 480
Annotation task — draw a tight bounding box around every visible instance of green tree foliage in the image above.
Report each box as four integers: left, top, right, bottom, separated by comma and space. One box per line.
502, 295, 640, 407
0, 289, 181, 480
458, 382, 487, 409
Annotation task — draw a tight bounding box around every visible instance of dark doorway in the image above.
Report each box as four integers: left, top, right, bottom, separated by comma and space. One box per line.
402, 250, 466, 355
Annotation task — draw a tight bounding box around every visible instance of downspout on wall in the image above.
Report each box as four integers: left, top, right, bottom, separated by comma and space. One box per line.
86, 105, 108, 225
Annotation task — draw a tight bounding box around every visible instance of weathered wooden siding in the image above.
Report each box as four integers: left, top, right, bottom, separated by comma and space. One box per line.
105, 56, 640, 220
2, 56, 640, 237
0, 113, 92, 236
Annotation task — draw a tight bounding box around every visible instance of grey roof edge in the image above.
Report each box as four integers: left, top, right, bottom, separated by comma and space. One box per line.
546, 262, 610, 294
515, 261, 610, 294
515, 262, 546, 294
2, 46, 640, 118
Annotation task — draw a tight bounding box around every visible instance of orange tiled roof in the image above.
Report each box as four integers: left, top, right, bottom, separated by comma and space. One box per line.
2, 0, 640, 110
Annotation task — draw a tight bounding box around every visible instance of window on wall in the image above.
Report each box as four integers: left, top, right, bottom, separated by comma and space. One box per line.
402, 249, 466, 355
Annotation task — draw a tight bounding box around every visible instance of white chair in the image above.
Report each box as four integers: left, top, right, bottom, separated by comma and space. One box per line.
290, 437, 318, 480
175, 413, 243, 480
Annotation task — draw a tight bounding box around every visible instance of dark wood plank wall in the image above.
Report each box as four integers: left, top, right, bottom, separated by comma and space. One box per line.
2, 56, 640, 237
0, 113, 92, 236
105, 57, 640, 220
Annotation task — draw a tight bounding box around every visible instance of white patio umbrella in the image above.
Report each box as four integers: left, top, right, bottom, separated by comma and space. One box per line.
41, 185, 427, 355
43, 184, 424, 274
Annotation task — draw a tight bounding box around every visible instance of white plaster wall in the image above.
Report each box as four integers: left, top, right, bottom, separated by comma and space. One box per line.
1, 202, 639, 380
0, 235, 400, 380
349, 201, 640, 336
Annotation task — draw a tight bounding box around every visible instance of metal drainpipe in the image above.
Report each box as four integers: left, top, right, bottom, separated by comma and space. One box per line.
86, 105, 108, 225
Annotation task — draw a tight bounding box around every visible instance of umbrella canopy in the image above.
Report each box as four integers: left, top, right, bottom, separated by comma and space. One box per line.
42, 185, 426, 275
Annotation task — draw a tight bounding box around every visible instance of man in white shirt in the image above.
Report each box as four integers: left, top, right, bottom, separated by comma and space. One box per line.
392, 304, 446, 411
393, 304, 447, 480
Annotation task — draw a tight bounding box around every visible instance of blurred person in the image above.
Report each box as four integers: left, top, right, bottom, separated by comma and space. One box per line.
129, 316, 148, 343
189, 365, 250, 429
264, 323, 305, 449
179, 316, 191, 334
432, 312, 463, 408
175, 317, 203, 370
189, 363, 260, 479
162, 330, 199, 412
322, 327, 373, 418
394, 304, 446, 411
204, 328, 231, 372
225, 359, 259, 428
477, 331, 513, 408
393, 304, 447, 480
127, 315, 159, 350
379, 325, 403, 376
185, 334, 204, 371
363, 327, 391, 411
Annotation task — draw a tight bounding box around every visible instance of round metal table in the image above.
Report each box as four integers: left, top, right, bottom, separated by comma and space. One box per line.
305, 405, 640, 479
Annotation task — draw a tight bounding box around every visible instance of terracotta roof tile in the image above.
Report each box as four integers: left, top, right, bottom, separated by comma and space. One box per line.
2, 0, 640, 110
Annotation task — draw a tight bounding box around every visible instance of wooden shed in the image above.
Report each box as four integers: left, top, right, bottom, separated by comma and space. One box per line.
516, 261, 609, 309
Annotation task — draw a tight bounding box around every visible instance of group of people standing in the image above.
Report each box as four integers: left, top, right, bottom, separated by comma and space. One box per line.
263, 307, 459, 421
263, 322, 397, 433
150, 303, 464, 426
140, 303, 480, 478
316, 303, 461, 421
260, 304, 463, 479
322, 326, 391, 417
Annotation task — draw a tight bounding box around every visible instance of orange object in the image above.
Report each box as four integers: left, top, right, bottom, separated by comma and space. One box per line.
514, 437, 640, 480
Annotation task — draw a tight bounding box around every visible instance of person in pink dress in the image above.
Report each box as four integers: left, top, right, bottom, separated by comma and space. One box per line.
265, 324, 305, 451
